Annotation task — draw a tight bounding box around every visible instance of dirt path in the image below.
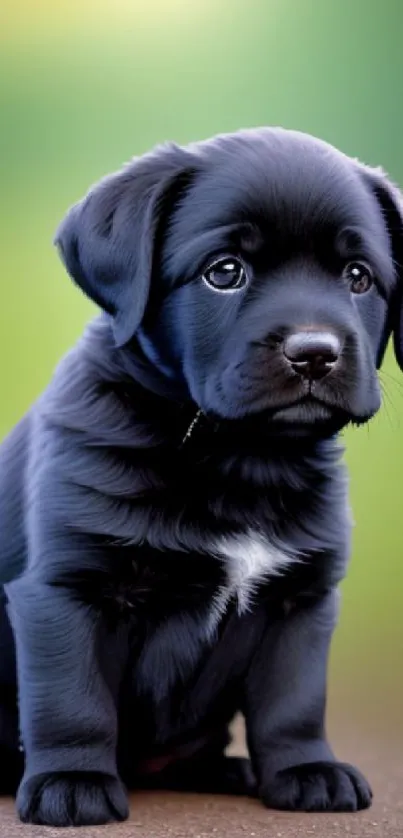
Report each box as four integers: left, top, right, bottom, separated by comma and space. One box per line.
1, 718, 401, 837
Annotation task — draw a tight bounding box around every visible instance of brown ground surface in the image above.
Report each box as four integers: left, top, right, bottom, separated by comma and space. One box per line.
1, 716, 402, 838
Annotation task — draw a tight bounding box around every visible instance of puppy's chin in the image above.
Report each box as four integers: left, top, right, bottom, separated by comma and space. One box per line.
263, 394, 380, 438
264, 401, 353, 439
207, 398, 372, 442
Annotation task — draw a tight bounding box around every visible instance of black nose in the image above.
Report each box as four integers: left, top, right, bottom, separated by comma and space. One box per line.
283, 331, 341, 380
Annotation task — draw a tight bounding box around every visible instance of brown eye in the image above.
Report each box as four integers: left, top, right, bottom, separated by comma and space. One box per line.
202, 257, 247, 291
343, 261, 374, 294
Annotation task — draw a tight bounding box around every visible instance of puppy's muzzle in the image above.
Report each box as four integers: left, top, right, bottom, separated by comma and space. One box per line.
283, 331, 341, 380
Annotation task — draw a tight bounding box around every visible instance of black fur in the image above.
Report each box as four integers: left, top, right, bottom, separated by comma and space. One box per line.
0, 127, 402, 826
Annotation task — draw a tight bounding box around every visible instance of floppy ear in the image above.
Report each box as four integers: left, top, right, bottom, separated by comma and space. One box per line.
357, 163, 403, 371
54, 143, 196, 347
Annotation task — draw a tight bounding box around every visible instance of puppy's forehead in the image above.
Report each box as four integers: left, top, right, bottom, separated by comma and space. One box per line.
175, 130, 383, 241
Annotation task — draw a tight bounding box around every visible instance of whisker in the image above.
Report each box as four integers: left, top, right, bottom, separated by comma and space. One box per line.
379, 379, 401, 431
380, 369, 403, 396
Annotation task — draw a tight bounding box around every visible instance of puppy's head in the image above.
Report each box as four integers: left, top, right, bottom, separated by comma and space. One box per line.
55, 128, 403, 438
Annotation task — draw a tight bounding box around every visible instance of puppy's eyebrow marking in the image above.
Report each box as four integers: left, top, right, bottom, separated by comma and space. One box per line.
336, 227, 366, 256
238, 222, 266, 255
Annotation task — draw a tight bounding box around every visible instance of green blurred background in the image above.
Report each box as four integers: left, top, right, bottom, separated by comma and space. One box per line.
1, 0, 402, 735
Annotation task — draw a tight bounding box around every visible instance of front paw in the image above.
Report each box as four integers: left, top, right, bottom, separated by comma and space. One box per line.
17, 771, 129, 826
260, 761, 372, 812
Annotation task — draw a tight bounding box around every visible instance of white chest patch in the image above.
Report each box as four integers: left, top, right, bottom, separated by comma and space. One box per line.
205, 531, 296, 637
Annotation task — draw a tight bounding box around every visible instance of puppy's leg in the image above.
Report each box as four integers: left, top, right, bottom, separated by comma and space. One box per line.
244, 589, 372, 813
6, 577, 129, 826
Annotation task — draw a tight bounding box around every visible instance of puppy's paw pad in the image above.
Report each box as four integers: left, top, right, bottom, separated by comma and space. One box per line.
17, 771, 129, 826
260, 761, 372, 812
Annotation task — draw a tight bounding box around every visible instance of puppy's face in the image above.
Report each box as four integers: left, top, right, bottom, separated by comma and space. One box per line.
56, 128, 403, 439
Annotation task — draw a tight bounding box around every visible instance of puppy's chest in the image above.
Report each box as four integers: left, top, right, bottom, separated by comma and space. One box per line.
107, 529, 291, 618
174, 464, 295, 614
208, 530, 294, 621
105, 531, 294, 665
101, 451, 303, 624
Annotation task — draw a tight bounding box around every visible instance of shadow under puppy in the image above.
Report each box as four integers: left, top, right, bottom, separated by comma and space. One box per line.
0, 127, 402, 826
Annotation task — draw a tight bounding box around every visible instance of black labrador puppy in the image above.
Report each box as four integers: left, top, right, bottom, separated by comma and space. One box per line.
0, 127, 402, 827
